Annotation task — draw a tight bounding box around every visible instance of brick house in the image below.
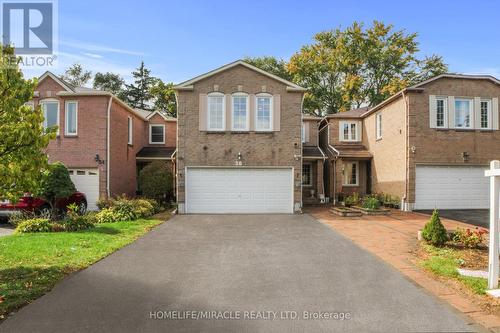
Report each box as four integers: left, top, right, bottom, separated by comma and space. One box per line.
302, 115, 327, 205
174, 60, 306, 214
319, 74, 500, 211
33, 72, 177, 210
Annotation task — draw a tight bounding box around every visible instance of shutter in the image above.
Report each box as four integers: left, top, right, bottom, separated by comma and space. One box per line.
447, 96, 455, 128
225, 94, 231, 131
356, 121, 362, 141
339, 121, 344, 141
429, 95, 437, 128
273, 94, 281, 131
249, 94, 255, 131
493, 97, 499, 130
199, 94, 207, 131
474, 97, 481, 129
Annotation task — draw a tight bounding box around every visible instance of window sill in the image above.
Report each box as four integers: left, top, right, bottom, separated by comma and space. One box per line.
149, 142, 165, 145
64, 134, 78, 138
376, 137, 382, 141
342, 184, 359, 187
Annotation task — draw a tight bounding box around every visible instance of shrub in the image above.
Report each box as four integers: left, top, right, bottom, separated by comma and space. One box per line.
94, 208, 123, 224
96, 197, 115, 210
15, 218, 52, 233
132, 199, 155, 218
8, 210, 50, 226
422, 210, 448, 246
138, 161, 174, 204
62, 204, 94, 231
453, 227, 488, 249
40, 162, 76, 219
362, 197, 380, 210
111, 196, 138, 220
344, 192, 360, 207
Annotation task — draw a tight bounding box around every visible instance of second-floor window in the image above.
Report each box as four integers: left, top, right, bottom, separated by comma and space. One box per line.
256, 94, 273, 131
232, 93, 249, 131
65, 101, 78, 136
149, 124, 165, 144
41, 100, 59, 133
480, 99, 491, 129
454, 98, 472, 128
436, 97, 447, 128
128, 117, 133, 145
208, 93, 225, 131
340, 121, 359, 142
376, 113, 382, 139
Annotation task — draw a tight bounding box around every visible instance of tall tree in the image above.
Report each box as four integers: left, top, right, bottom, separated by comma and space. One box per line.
93, 72, 125, 99
0, 45, 56, 201
288, 21, 448, 114
125, 61, 155, 110
150, 78, 177, 117
60, 63, 92, 87
243, 56, 293, 81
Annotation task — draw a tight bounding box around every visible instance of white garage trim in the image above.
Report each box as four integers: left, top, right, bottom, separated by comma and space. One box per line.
185, 166, 294, 214
415, 165, 489, 210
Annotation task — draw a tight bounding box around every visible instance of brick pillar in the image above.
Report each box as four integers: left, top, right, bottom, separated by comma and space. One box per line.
317, 160, 324, 196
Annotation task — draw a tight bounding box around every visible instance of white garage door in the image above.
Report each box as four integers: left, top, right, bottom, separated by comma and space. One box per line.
69, 168, 100, 211
186, 167, 293, 214
415, 165, 489, 210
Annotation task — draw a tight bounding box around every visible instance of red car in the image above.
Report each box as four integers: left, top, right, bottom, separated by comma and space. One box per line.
0, 192, 87, 219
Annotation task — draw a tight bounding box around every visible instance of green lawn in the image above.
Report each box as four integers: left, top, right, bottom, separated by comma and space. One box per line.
420, 244, 488, 295
0, 219, 163, 319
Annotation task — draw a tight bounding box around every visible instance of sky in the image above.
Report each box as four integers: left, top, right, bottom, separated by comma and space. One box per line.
21, 0, 500, 84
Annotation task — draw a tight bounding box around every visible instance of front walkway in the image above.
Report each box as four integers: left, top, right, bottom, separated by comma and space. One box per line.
0, 223, 14, 237
306, 206, 500, 331
0, 214, 473, 332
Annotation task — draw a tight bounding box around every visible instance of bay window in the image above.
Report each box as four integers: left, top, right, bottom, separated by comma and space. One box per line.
65, 101, 78, 136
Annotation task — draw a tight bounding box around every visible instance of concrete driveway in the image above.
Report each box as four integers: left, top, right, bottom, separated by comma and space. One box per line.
417, 209, 489, 229
0, 214, 476, 333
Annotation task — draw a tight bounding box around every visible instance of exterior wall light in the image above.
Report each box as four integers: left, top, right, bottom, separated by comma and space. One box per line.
462, 151, 469, 162
410, 146, 417, 154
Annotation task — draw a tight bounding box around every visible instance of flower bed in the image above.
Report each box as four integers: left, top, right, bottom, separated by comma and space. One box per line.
330, 206, 363, 217
351, 206, 391, 215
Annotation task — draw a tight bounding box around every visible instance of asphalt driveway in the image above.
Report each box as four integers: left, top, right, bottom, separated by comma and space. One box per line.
417, 209, 489, 229
0, 214, 476, 332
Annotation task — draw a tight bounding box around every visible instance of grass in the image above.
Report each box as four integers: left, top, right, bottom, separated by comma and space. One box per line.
420, 243, 488, 295
0, 219, 163, 319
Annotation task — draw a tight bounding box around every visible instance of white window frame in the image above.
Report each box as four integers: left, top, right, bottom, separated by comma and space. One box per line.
231, 93, 249, 131
342, 161, 359, 186
207, 92, 226, 131
435, 97, 448, 128
127, 116, 133, 145
41, 99, 60, 134
480, 98, 492, 129
454, 98, 473, 129
302, 163, 312, 186
375, 112, 382, 139
255, 93, 273, 131
64, 100, 78, 136
149, 124, 165, 144
339, 121, 360, 142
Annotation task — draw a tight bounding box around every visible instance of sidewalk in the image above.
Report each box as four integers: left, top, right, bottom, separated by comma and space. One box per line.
305, 206, 500, 332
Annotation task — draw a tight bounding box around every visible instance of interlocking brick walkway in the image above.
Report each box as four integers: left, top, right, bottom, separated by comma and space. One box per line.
305, 206, 500, 332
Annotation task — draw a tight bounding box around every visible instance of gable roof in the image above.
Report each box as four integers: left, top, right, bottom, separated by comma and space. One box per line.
145, 110, 177, 122
38, 71, 75, 92
173, 60, 306, 92
409, 73, 500, 89
326, 107, 370, 119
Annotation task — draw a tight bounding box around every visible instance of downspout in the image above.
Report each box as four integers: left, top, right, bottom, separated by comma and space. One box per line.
402, 91, 409, 211
106, 96, 112, 198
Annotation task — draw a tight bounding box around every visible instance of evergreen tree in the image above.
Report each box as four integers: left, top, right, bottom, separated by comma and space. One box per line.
125, 61, 155, 110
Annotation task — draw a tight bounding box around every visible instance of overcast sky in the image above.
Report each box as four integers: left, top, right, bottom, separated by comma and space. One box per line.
21, 0, 500, 84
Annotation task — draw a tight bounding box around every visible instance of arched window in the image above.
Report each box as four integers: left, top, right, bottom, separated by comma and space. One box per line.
207, 92, 225, 131
231, 92, 249, 131
255, 93, 273, 131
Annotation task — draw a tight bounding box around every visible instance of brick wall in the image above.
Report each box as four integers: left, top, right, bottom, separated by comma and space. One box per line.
176, 64, 303, 212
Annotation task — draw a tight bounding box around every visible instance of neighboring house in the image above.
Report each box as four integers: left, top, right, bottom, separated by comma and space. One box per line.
174, 60, 306, 214
302, 115, 327, 205
32, 72, 176, 210
320, 74, 500, 211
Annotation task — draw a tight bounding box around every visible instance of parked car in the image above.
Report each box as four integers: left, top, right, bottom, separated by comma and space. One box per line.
0, 192, 87, 219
